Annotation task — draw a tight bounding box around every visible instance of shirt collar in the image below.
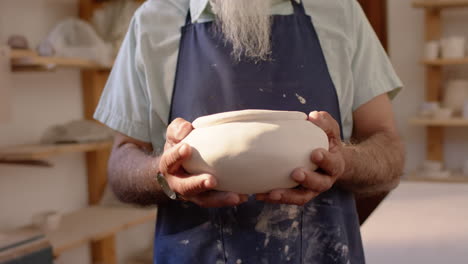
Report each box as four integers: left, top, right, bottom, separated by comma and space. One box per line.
190, 0, 209, 23
190, 0, 301, 23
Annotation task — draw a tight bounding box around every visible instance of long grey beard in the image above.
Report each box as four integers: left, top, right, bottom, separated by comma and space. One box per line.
210, 0, 273, 62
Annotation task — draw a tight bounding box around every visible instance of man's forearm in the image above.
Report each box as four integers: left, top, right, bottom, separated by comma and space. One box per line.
339, 131, 405, 196
108, 143, 169, 206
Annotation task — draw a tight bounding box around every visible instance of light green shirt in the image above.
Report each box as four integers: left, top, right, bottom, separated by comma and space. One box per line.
94, 0, 403, 151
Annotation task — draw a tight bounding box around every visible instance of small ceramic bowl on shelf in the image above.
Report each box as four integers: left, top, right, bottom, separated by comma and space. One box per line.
433, 108, 453, 119
419, 101, 440, 118
463, 160, 468, 177
440, 36, 466, 59
422, 170, 451, 179
422, 160, 443, 172
424, 41, 440, 60
32, 211, 62, 231
463, 101, 468, 119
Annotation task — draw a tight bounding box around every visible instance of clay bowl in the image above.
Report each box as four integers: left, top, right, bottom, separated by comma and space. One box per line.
181, 109, 329, 194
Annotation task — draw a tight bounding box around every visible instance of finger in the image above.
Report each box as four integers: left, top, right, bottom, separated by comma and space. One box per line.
308, 111, 340, 138
308, 111, 340, 149
260, 188, 317, 206
168, 173, 217, 196
291, 167, 335, 193
189, 191, 248, 208
310, 149, 345, 179
159, 143, 192, 174
255, 193, 269, 201
166, 118, 193, 148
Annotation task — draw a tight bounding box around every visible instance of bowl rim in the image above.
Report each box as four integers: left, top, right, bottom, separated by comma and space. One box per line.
192, 109, 308, 128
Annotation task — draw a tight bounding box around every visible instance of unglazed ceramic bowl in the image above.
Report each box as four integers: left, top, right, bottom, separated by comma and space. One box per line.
181, 109, 329, 194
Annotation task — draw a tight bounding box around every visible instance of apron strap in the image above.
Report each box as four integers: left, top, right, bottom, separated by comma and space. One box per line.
291, 0, 306, 15
185, 9, 192, 25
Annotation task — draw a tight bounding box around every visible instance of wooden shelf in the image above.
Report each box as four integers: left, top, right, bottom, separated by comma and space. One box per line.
404, 171, 468, 183
413, 0, 468, 8
410, 117, 468, 126
10, 206, 156, 257
423, 57, 468, 66
10, 49, 111, 71
0, 141, 112, 162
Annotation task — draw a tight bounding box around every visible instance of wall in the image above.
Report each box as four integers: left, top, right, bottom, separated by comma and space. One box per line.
0, 0, 153, 263
388, 0, 468, 173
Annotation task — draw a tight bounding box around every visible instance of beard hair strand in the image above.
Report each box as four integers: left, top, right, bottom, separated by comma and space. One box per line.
211, 0, 273, 62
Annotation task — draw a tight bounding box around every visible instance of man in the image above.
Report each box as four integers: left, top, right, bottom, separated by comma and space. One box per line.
94, 0, 405, 263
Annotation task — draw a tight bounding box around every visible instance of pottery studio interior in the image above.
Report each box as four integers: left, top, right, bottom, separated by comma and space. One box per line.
1, 0, 468, 264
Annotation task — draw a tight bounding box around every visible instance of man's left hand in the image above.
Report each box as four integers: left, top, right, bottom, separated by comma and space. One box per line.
256, 111, 346, 206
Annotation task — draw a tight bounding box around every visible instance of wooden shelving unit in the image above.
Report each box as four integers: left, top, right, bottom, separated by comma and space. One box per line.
2, 1, 148, 263
411, 1, 468, 184
47, 206, 156, 257
410, 118, 468, 126
0, 141, 112, 163
422, 57, 468, 66
9, 206, 156, 257
413, 0, 468, 8
412, 1, 468, 164
10, 49, 110, 71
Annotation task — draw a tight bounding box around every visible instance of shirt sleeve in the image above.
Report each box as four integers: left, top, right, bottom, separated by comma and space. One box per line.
93, 16, 151, 142
349, 0, 403, 111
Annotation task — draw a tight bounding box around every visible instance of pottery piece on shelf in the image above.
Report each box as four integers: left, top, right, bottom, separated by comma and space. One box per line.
424, 41, 439, 60
463, 160, 468, 176
7, 35, 29, 50
422, 160, 443, 172
40, 18, 114, 66
181, 109, 329, 194
36, 40, 55, 57
419, 160, 451, 179
463, 101, 468, 119
440, 36, 466, 59
442, 80, 468, 115
433, 108, 453, 119
423, 170, 451, 179
40, 119, 114, 144
32, 211, 62, 231
0, 46, 12, 124
419, 101, 440, 118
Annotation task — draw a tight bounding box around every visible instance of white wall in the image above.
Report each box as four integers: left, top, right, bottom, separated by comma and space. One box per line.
0, 0, 153, 263
388, 0, 468, 173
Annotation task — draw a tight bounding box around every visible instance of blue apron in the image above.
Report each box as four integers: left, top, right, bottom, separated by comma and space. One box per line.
155, 1, 365, 263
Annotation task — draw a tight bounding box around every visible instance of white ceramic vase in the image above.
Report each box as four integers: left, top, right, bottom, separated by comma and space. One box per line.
440, 37, 466, 59
182, 110, 329, 194
443, 80, 468, 115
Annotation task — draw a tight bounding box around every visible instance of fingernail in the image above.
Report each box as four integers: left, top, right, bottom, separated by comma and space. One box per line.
270, 192, 282, 201
316, 151, 324, 161
294, 171, 306, 182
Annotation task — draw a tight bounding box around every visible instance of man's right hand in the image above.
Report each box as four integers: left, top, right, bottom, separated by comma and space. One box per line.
159, 118, 248, 208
